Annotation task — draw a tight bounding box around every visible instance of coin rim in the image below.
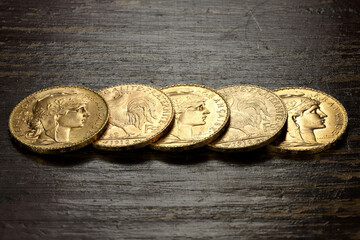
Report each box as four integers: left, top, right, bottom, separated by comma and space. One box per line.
207, 84, 288, 152
9, 85, 109, 154
92, 84, 175, 151
268, 86, 349, 154
150, 84, 231, 151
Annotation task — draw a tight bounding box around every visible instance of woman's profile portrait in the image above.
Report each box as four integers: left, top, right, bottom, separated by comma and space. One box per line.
280, 93, 327, 146
162, 91, 210, 143
25, 93, 90, 145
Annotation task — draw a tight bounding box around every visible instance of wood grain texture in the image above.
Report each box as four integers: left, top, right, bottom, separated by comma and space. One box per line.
0, 0, 359, 239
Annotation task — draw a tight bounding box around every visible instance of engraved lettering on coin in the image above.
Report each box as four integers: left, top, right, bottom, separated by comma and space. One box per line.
151, 84, 230, 151
93, 84, 174, 150
269, 87, 348, 153
9, 86, 109, 153
208, 85, 287, 151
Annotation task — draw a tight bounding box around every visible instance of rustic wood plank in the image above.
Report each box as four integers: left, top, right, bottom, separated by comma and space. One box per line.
0, 0, 359, 239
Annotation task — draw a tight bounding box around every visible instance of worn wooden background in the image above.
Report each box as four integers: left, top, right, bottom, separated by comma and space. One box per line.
1, 0, 359, 239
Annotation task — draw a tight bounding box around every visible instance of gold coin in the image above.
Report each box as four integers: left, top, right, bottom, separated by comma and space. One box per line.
268, 87, 348, 153
9, 86, 109, 154
92, 84, 175, 150
208, 85, 287, 152
150, 84, 230, 151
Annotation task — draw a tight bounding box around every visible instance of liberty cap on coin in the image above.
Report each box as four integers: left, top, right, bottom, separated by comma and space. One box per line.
268, 87, 348, 154
208, 85, 287, 152
9, 86, 109, 154
93, 84, 175, 150
150, 84, 230, 151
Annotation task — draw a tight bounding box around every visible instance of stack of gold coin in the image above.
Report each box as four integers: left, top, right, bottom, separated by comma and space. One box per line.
9, 84, 348, 154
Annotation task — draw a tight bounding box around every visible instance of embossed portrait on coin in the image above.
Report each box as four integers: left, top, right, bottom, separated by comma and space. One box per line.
25, 93, 90, 145
104, 89, 156, 139
163, 91, 210, 143
280, 93, 327, 146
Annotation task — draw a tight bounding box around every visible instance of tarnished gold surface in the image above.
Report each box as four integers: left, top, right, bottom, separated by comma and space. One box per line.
150, 84, 230, 151
208, 85, 287, 152
268, 87, 348, 153
93, 84, 174, 150
9, 86, 109, 154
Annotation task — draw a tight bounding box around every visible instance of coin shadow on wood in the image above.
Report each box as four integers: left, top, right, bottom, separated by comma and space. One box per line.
268, 151, 322, 161
11, 139, 94, 166
94, 148, 150, 165
207, 147, 274, 165
268, 148, 339, 161
149, 147, 209, 165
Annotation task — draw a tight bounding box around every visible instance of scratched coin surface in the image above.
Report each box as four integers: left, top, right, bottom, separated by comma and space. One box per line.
93, 84, 174, 150
150, 84, 230, 151
208, 85, 287, 151
268, 87, 348, 153
9, 86, 109, 154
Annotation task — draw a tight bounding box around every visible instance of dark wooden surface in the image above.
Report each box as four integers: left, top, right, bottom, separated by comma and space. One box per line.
1, 0, 360, 239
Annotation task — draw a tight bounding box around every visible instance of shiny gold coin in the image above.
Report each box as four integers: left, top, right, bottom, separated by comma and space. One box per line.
268, 87, 348, 153
9, 86, 109, 154
92, 84, 174, 150
208, 85, 287, 152
150, 84, 230, 151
